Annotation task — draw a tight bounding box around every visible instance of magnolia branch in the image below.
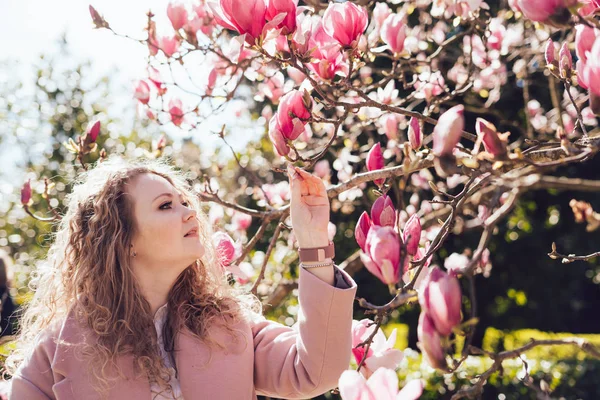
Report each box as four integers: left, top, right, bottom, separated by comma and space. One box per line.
548, 242, 600, 263
451, 339, 600, 399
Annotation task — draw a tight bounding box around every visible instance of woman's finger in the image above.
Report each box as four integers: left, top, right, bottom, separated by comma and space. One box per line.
296, 169, 323, 194
290, 166, 326, 196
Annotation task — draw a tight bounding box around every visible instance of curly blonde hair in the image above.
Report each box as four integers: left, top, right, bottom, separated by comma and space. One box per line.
4, 156, 262, 396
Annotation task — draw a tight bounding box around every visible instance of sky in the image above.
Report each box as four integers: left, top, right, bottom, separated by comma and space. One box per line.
0, 0, 261, 187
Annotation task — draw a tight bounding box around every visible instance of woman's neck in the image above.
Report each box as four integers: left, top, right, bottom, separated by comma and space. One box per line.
133, 266, 179, 316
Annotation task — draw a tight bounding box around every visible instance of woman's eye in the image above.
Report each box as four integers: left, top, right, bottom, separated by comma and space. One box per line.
159, 201, 189, 210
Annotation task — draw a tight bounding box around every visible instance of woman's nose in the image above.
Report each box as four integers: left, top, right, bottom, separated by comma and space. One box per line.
183, 206, 197, 221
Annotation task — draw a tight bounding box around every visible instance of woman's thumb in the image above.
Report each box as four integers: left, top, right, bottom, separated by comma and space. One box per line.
287, 165, 302, 198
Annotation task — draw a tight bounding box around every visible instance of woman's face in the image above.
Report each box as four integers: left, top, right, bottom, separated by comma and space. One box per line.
127, 173, 205, 272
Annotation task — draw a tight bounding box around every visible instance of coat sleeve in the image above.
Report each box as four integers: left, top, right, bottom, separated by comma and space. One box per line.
9, 329, 59, 400
252, 264, 357, 399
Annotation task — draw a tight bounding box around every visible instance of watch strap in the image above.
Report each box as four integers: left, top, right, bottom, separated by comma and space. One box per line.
298, 241, 335, 262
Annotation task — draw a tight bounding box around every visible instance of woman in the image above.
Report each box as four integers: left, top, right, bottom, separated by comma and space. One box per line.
5, 156, 357, 400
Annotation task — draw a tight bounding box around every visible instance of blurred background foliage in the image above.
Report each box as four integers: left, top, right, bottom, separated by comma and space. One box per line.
0, 35, 599, 398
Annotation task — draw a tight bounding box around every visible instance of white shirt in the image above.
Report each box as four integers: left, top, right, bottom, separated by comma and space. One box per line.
150, 303, 184, 400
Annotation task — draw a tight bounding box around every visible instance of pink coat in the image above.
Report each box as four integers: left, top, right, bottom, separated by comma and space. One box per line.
9, 265, 357, 400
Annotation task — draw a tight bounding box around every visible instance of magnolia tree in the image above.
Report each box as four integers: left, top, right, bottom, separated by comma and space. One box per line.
19, 0, 600, 398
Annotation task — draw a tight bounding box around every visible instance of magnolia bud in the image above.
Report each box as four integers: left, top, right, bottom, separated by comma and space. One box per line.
559, 42, 573, 79
408, 117, 422, 150
417, 311, 447, 370
371, 195, 396, 227
355, 211, 371, 252
86, 120, 101, 143
545, 38, 556, 65
366, 142, 385, 187
403, 214, 421, 256
419, 267, 462, 336
89, 5, 109, 29
21, 179, 33, 207
432, 105, 464, 157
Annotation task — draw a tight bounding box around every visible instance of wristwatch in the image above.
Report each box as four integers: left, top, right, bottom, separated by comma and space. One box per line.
298, 241, 335, 262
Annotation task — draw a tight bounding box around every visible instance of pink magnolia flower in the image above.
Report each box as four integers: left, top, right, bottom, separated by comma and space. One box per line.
375, 80, 399, 105
168, 98, 185, 127
366, 142, 385, 187
371, 195, 396, 227
419, 267, 462, 336
291, 13, 319, 57
134, 80, 151, 104
514, 0, 575, 24
208, 0, 268, 44
313, 159, 331, 179
402, 214, 421, 256
578, 40, 600, 113
265, 0, 298, 34
158, 34, 181, 57
579, 0, 600, 16
355, 211, 372, 252
407, 117, 422, 150
322, 2, 368, 48
373, 2, 392, 30
575, 25, 600, 64
286, 66, 306, 85
268, 116, 290, 156
339, 368, 424, 400
21, 179, 32, 206
476, 118, 508, 157
148, 66, 167, 95
432, 105, 465, 157
351, 319, 404, 379
275, 89, 312, 139
308, 42, 349, 80
232, 211, 252, 231
362, 225, 402, 286
380, 14, 406, 54
187, 0, 216, 36
212, 231, 237, 266
413, 70, 445, 102
256, 72, 285, 103
417, 311, 447, 370
298, 17, 350, 79
487, 17, 505, 51
167, 1, 189, 31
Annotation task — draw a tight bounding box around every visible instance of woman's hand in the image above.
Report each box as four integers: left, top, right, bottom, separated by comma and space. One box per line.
287, 164, 330, 249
